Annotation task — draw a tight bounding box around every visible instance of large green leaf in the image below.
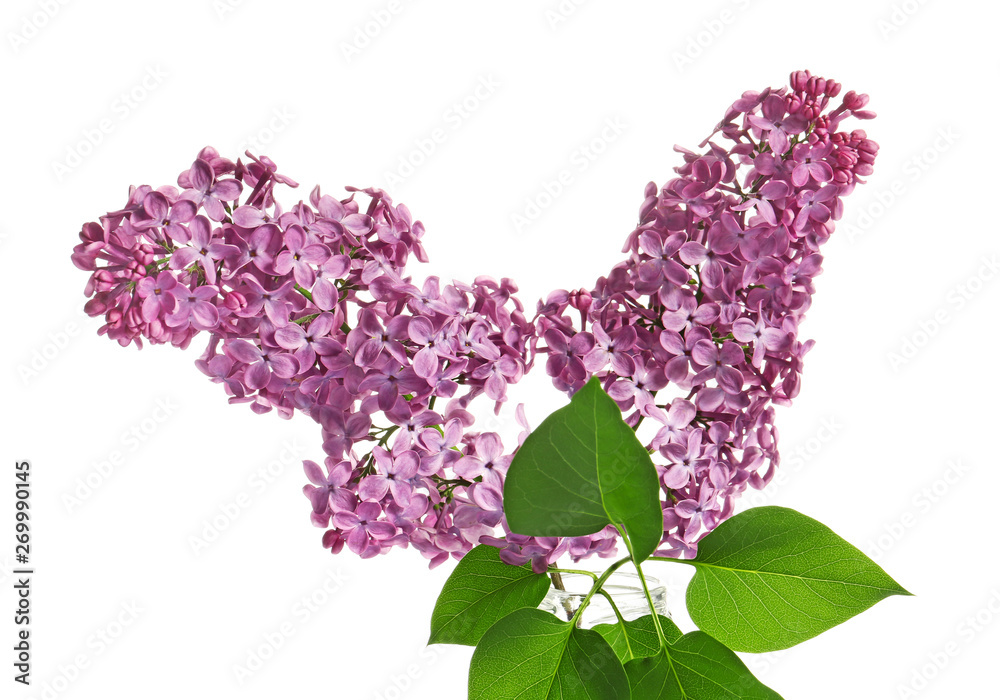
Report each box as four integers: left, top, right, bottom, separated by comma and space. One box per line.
469, 608, 630, 699
429, 545, 550, 646
624, 631, 783, 699
685, 506, 912, 652
504, 377, 663, 563
593, 614, 682, 663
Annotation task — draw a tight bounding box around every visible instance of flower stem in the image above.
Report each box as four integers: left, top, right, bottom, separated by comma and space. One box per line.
596, 588, 633, 655
549, 571, 575, 621
616, 525, 667, 649
568, 556, 631, 627
295, 284, 314, 302
548, 568, 599, 581
550, 571, 567, 591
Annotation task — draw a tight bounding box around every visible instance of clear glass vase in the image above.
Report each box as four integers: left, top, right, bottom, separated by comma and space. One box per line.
539, 572, 669, 628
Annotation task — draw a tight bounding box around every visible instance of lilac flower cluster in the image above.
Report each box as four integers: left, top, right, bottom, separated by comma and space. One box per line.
72, 70, 876, 573
72, 147, 534, 568
516, 70, 878, 564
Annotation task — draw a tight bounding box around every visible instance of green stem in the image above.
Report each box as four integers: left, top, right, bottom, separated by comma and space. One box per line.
596, 588, 629, 629
597, 588, 636, 659
548, 568, 599, 581
295, 284, 314, 302
568, 556, 631, 627
377, 425, 399, 446
616, 525, 667, 650
549, 572, 575, 621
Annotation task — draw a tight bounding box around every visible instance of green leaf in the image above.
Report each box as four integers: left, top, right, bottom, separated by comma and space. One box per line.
469, 608, 630, 699
685, 506, 912, 652
429, 544, 550, 646
624, 631, 783, 699
504, 377, 663, 563
594, 614, 683, 663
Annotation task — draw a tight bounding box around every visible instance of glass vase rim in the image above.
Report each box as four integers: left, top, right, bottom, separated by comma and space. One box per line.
548, 571, 664, 598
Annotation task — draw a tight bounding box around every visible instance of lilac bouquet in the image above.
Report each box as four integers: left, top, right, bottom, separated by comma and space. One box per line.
74, 69, 907, 699
73, 69, 877, 572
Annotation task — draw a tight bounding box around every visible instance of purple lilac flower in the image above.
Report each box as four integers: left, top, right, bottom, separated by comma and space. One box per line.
169, 215, 238, 284
523, 69, 878, 563
333, 501, 397, 558
180, 158, 243, 221
73, 69, 876, 570
139, 189, 532, 571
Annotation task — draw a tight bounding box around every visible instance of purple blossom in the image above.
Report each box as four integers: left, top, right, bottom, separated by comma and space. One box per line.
732, 316, 792, 367
132, 192, 197, 243
318, 406, 372, 459
169, 216, 238, 284
75, 147, 533, 568
690, 340, 745, 395
303, 457, 352, 519
74, 72, 878, 569
228, 224, 281, 276
194, 354, 245, 398
453, 433, 509, 488
274, 225, 331, 287
238, 275, 296, 325
333, 501, 397, 558
585, 323, 638, 376
135, 271, 179, 322
348, 309, 409, 368
661, 430, 708, 490
794, 185, 838, 230
166, 285, 220, 331
675, 482, 723, 537
180, 158, 243, 221
225, 338, 299, 391
790, 142, 834, 187
359, 448, 421, 505
530, 69, 878, 560
747, 94, 808, 153
274, 312, 341, 369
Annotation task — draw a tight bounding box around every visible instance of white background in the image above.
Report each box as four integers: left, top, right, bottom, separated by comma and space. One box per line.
1, 1, 996, 698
